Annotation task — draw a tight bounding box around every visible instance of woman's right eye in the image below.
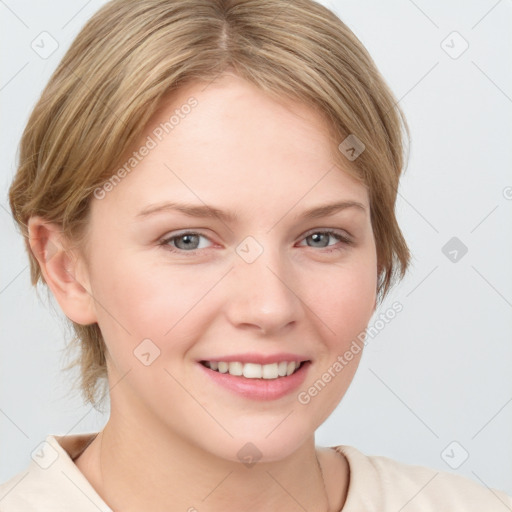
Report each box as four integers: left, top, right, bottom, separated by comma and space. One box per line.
159, 232, 213, 253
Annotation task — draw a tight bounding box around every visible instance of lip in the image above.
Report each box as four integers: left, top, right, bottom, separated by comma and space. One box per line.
197, 352, 309, 365
197, 359, 311, 401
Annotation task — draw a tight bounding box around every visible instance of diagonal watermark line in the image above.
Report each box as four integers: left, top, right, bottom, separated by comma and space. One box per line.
406, 265, 438, 297
265, 409, 294, 438
164, 367, 234, 438
0, 472, 29, 504
267, 165, 336, 233
265, 265, 336, 335
472, 0, 503, 30
61, 470, 105, 512
64, 405, 95, 436
0, 0, 29, 28
0, 408, 29, 438
472, 396, 512, 439
268, 0, 294, 24
64, 368, 132, 435
0, 203, 14, 218
61, 0, 92, 29
471, 265, 512, 308
397, 473, 440, 511
62, 266, 132, 336
472, 61, 512, 105
407, 0, 439, 28
398, 192, 439, 233
369, 368, 440, 438
200, 63, 230, 93
163, 266, 234, 337
471, 471, 512, 511
0, 265, 28, 295
0, 62, 29, 92
266, 471, 308, 511
1, 203, 29, 236
67, 68, 129, 129
163, 163, 234, 233
202, 471, 233, 501
386, 62, 439, 116
470, 205, 499, 233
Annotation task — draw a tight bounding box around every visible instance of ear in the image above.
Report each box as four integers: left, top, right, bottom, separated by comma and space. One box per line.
27, 216, 97, 325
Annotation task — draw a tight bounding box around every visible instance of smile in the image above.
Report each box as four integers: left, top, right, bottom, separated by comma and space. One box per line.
200, 360, 305, 379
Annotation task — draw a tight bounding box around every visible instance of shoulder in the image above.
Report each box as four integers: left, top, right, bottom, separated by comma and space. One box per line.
333, 444, 512, 511
0, 433, 110, 512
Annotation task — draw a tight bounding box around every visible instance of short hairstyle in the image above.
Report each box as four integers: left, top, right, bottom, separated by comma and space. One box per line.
8, 0, 411, 407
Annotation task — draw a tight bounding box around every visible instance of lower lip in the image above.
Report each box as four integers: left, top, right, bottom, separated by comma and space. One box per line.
197, 361, 311, 401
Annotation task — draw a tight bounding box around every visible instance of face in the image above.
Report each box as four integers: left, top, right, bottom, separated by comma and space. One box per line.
78, 73, 377, 462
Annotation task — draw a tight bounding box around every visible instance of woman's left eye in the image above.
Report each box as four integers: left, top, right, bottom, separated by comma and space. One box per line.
159, 229, 352, 254
297, 230, 352, 252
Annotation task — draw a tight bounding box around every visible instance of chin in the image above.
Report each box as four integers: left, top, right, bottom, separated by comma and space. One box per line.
210, 424, 314, 465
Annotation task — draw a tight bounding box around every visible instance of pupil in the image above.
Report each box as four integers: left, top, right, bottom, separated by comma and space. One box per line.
311, 233, 326, 247
178, 234, 197, 249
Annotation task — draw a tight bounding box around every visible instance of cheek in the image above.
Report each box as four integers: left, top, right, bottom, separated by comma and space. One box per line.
295, 257, 376, 424
306, 254, 377, 341
88, 251, 226, 352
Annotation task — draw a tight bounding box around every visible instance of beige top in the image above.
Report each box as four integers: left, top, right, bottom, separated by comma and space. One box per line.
1, 432, 511, 511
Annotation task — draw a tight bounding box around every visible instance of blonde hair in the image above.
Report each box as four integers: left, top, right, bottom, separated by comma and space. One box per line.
9, 0, 410, 407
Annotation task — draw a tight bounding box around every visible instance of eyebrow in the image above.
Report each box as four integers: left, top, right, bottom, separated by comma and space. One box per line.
135, 200, 366, 223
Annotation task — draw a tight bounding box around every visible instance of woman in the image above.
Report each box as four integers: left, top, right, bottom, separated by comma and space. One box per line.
2, 0, 511, 510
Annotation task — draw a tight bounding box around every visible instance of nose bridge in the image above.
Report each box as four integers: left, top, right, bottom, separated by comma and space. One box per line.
227, 235, 300, 333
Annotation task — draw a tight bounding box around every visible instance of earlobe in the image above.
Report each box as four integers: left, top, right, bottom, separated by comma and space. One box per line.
27, 216, 97, 325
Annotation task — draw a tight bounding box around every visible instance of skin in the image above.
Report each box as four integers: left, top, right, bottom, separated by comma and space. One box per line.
28, 73, 378, 511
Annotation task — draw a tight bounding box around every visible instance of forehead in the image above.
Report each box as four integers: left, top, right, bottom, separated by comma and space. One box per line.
94, 73, 368, 216
152, 73, 338, 153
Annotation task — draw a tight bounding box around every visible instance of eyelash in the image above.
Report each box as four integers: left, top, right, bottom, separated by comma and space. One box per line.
158, 229, 353, 255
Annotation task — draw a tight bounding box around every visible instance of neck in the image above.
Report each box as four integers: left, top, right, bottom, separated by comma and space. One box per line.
76, 412, 343, 512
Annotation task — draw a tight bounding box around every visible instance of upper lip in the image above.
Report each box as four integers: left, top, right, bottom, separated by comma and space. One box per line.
198, 352, 311, 365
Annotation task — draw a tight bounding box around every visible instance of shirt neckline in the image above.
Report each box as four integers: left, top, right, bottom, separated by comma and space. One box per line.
49, 433, 363, 511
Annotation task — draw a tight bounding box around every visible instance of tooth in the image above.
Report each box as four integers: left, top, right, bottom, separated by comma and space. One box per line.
228, 361, 243, 376
262, 363, 279, 379
277, 361, 288, 376
243, 363, 262, 379
286, 361, 296, 376
207, 360, 303, 378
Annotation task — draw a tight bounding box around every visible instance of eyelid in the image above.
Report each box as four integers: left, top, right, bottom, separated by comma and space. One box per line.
299, 227, 352, 243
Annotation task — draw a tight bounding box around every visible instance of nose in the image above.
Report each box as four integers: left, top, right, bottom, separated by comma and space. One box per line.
224, 238, 301, 336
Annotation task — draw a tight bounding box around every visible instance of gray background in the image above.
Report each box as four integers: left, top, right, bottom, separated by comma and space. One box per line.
1, 0, 511, 498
